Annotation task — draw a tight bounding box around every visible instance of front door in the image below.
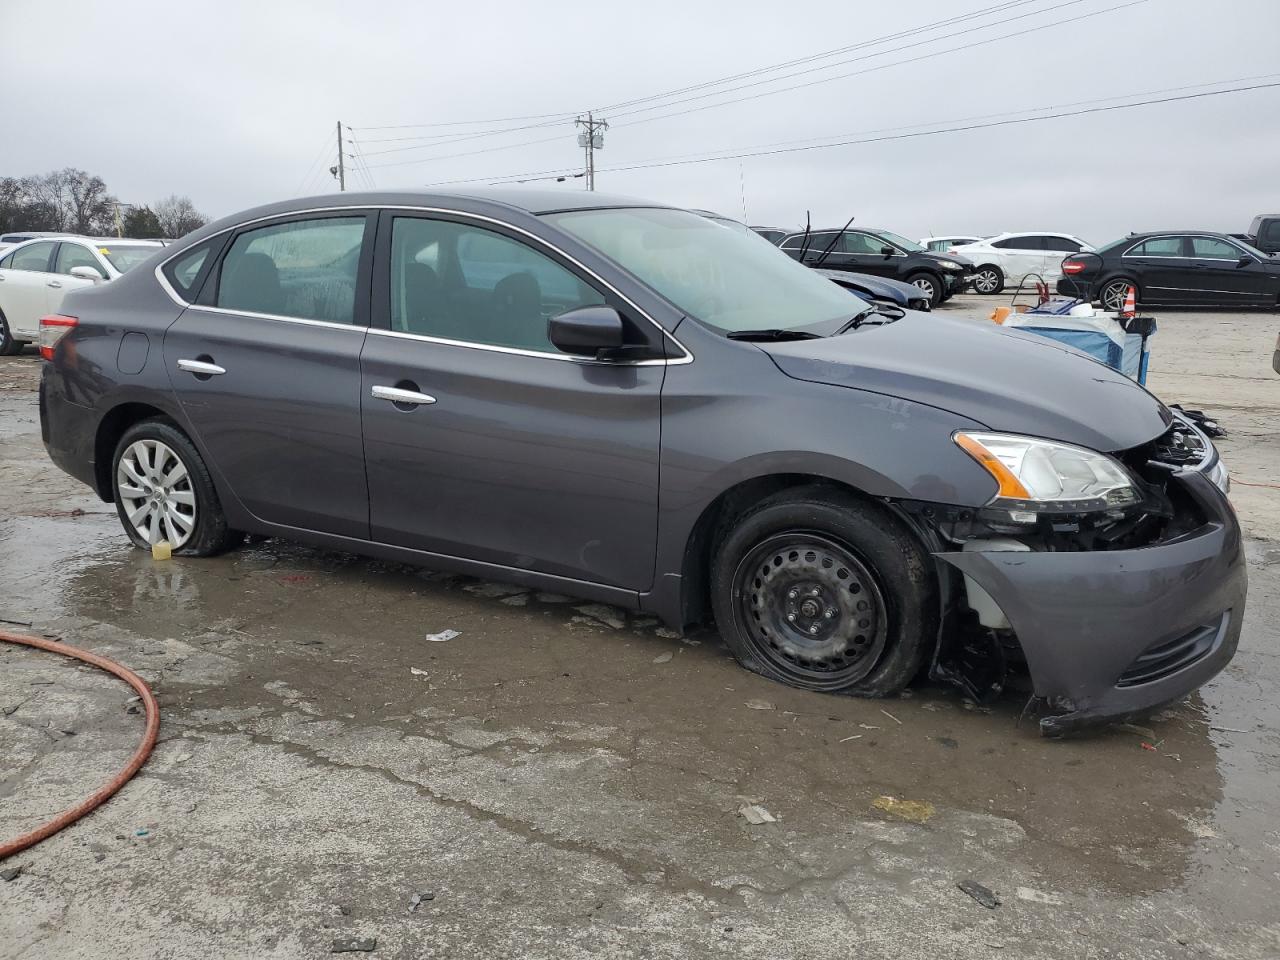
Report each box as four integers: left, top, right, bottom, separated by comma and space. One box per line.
162, 213, 374, 538
360, 211, 664, 590
839, 231, 899, 278
1180, 236, 1278, 306
50, 241, 106, 312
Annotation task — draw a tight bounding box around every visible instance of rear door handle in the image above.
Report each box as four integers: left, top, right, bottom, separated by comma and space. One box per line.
177, 358, 226, 376
371, 385, 436, 405
47, 280, 62, 289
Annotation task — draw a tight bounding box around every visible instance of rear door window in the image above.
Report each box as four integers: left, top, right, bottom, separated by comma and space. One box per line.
1129, 237, 1185, 257
993, 235, 1042, 250
55, 242, 108, 278
216, 216, 367, 324
1043, 236, 1083, 253
9, 240, 57, 272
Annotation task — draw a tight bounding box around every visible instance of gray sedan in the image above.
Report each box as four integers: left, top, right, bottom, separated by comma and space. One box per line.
38, 189, 1244, 734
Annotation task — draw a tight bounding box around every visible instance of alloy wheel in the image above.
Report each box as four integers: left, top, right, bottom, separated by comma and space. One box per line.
116, 439, 197, 548
733, 533, 888, 690
911, 277, 937, 301
1101, 281, 1132, 312
974, 269, 1001, 294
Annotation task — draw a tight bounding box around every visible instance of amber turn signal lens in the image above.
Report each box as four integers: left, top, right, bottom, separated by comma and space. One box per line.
954, 433, 1032, 500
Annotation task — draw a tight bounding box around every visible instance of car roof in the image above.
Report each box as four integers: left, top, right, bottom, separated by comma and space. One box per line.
1127, 229, 1238, 238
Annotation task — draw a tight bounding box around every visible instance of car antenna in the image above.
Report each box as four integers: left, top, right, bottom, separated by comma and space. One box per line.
814, 214, 856, 267
797, 211, 814, 262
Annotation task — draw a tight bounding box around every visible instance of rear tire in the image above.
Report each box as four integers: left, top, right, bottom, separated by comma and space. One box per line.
710, 487, 937, 698
972, 265, 1004, 295
1100, 278, 1138, 312
0, 310, 22, 356
111, 419, 241, 557
905, 272, 944, 308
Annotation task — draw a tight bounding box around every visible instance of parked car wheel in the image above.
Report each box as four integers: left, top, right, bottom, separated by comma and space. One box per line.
1100, 278, 1138, 312
905, 272, 943, 307
0, 309, 24, 356
710, 487, 936, 697
111, 419, 241, 556
972, 265, 1004, 295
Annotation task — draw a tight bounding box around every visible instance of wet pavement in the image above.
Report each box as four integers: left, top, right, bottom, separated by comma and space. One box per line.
2, 296, 1278, 958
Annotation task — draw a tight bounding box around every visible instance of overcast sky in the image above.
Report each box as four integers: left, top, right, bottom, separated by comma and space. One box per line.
5, 0, 1278, 244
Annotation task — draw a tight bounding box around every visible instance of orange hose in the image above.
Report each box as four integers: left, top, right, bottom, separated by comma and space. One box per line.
0, 630, 159, 860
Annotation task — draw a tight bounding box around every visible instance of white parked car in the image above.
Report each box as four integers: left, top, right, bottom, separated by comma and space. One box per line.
919, 235, 983, 253
0, 237, 165, 354
950, 232, 1094, 294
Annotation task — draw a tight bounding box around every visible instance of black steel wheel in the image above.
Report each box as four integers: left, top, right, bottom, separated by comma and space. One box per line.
711, 487, 937, 698
733, 533, 888, 690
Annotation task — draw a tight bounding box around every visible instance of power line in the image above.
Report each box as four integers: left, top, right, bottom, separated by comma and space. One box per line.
607, 0, 1146, 130
353, 111, 578, 131
419, 79, 1280, 187
362, 0, 1141, 173
346, 1, 1072, 159
294, 128, 338, 196
592, 0, 1047, 114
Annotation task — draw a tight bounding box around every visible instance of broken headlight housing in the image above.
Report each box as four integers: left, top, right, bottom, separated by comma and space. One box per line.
954, 431, 1141, 522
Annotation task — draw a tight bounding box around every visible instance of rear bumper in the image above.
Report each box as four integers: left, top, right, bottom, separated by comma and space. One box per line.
937, 470, 1245, 735
39, 365, 99, 492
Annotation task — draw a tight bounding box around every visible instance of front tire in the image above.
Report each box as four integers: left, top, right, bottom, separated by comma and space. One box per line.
111, 419, 240, 556
0, 310, 23, 356
972, 265, 1004, 295
905, 272, 944, 308
710, 487, 937, 697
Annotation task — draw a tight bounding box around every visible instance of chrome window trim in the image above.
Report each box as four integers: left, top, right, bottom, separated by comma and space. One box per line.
1123, 233, 1259, 262
183, 303, 366, 332
153, 203, 693, 366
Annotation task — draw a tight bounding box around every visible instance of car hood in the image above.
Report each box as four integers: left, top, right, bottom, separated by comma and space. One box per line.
813, 269, 923, 303
762, 312, 1172, 452
922, 251, 975, 268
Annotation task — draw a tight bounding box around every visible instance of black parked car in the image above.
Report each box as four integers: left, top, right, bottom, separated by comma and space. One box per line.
39, 189, 1243, 734
778, 227, 973, 307
1059, 231, 1280, 310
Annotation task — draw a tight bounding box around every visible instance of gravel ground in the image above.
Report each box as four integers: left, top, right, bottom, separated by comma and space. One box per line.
1, 294, 1278, 959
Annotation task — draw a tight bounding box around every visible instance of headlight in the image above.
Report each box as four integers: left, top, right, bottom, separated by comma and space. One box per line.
954, 431, 1141, 521
937, 261, 963, 271
1206, 456, 1230, 495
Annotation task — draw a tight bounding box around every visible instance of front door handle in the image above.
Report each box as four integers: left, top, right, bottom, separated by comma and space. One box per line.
177, 358, 227, 376
47, 280, 62, 289
371, 384, 436, 406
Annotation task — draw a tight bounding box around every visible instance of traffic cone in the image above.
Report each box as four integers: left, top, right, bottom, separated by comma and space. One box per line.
1121, 285, 1136, 318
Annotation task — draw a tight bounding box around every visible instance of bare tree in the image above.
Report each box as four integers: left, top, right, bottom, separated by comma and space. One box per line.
154, 195, 208, 239
64, 169, 117, 234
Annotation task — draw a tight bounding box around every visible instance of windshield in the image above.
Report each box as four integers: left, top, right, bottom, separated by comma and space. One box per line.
869, 229, 924, 253
543, 207, 864, 333
97, 244, 157, 273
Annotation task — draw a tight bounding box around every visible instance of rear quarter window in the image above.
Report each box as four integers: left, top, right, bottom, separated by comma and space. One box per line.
162, 240, 219, 301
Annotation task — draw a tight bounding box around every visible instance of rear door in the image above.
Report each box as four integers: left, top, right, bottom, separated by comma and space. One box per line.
161, 212, 374, 538
990, 235, 1045, 285
1040, 236, 1085, 280
0, 240, 59, 339
1183, 236, 1278, 305
359, 210, 664, 589
1121, 235, 1188, 302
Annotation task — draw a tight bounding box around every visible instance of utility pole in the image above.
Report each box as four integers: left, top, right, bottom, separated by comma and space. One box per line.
575, 113, 608, 191
330, 121, 346, 192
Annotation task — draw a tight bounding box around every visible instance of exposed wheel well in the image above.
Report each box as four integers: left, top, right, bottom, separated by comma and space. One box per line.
678, 474, 904, 628
93, 403, 177, 500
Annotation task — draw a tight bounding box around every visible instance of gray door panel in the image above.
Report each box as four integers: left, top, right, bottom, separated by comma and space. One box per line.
360, 334, 663, 589
162, 310, 370, 538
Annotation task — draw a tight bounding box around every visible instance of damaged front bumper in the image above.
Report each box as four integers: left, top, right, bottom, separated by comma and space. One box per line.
936, 468, 1245, 736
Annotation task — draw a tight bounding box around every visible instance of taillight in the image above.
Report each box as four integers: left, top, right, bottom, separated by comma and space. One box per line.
39, 314, 78, 360
1061, 259, 1086, 275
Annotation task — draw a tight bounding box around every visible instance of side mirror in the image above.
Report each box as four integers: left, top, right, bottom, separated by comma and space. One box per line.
880, 246, 896, 257
69, 266, 104, 283
548, 305, 625, 357
1237, 255, 1253, 268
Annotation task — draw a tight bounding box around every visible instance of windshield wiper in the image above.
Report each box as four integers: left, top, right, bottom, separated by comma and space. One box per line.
832, 306, 882, 334
726, 328, 823, 342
